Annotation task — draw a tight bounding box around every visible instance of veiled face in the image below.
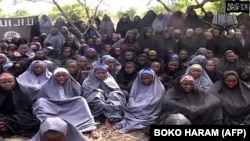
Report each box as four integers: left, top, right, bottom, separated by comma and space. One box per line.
124, 64, 135, 74
180, 80, 194, 93
66, 62, 78, 74
151, 62, 161, 72
94, 70, 107, 81
114, 48, 121, 56
63, 49, 71, 57
124, 52, 133, 60
35, 50, 45, 59
189, 68, 202, 79
226, 52, 236, 63
141, 74, 153, 85
0, 77, 15, 91
33, 62, 46, 75
55, 72, 69, 85
168, 61, 179, 71
205, 62, 215, 72
224, 74, 238, 89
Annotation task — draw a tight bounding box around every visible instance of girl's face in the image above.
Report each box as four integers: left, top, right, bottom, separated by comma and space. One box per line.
151, 62, 161, 72
0, 55, 5, 64
124, 64, 135, 74
114, 48, 122, 56
195, 27, 203, 34
35, 51, 45, 59
168, 60, 179, 71
141, 74, 153, 85
87, 51, 96, 57
105, 45, 112, 52
148, 53, 157, 60
205, 62, 215, 72
66, 38, 74, 45
106, 59, 116, 69
204, 32, 213, 40
33, 62, 45, 75
224, 74, 238, 89
20, 45, 28, 54
205, 50, 213, 59
226, 52, 236, 63
180, 80, 194, 92
179, 50, 188, 59
189, 68, 202, 79
138, 57, 147, 65
94, 70, 107, 80
66, 62, 78, 74
124, 52, 133, 60
145, 29, 153, 37
63, 49, 71, 57
0, 77, 16, 91
77, 58, 88, 68
55, 72, 69, 85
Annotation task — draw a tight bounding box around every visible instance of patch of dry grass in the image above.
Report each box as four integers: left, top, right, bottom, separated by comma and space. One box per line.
4, 124, 149, 141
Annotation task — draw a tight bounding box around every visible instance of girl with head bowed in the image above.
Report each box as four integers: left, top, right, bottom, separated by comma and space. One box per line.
116, 62, 138, 99
0, 72, 40, 138
101, 55, 121, 78
82, 64, 126, 125
209, 71, 250, 125
32, 68, 99, 138
185, 63, 214, 92
29, 117, 89, 141
0, 53, 13, 73
157, 75, 223, 125
115, 68, 165, 133
16, 60, 52, 101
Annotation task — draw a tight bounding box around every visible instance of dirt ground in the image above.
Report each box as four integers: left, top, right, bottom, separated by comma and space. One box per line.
3, 124, 149, 141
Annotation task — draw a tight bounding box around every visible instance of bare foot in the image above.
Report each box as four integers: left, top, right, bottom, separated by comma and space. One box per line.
90, 130, 100, 138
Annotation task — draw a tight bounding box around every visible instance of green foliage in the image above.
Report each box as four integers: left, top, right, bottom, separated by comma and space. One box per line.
115, 7, 137, 20
147, 5, 168, 14
48, 3, 104, 24
12, 9, 30, 17
172, 0, 225, 15
173, 0, 195, 13
204, 0, 224, 14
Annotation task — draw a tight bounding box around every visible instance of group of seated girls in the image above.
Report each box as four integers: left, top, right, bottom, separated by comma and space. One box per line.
1, 56, 250, 140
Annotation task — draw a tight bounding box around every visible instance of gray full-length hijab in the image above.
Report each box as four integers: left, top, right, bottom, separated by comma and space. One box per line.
116, 68, 165, 133
33, 68, 96, 133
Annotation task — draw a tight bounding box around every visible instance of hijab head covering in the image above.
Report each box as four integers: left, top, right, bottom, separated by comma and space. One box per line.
180, 75, 195, 83
185, 63, 213, 92
164, 113, 192, 125
94, 64, 107, 73
54, 67, 69, 75
0, 72, 14, 80
141, 68, 154, 76
29, 117, 89, 141
0, 53, 13, 71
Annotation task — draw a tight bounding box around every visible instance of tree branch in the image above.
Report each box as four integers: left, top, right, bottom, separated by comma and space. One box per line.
52, 0, 83, 38
77, 0, 103, 36
194, 0, 207, 14
157, 0, 173, 12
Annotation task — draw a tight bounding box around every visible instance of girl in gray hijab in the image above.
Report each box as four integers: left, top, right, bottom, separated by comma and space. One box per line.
33, 68, 99, 138
29, 117, 89, 141
82, 64, 126, 125
116, 68, 165, 133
